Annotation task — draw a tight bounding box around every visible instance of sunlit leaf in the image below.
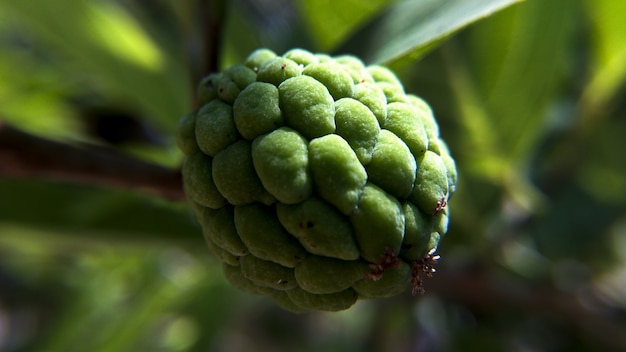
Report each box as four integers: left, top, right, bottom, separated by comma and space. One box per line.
443, 44, 546, 213
466, 0, 576, 162
0, 53, 81, 139
0, 0, 190, 133
335, 0, 523, 66
81, 1, 164, 72
298, 0, 391, 52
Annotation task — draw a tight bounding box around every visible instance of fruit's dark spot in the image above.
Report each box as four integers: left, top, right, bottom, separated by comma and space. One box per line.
278, 280, 288, 285
299, 221, 314, 229
410, 250, 440, 296
433, 196, 447, 216
281, 63, 287, 69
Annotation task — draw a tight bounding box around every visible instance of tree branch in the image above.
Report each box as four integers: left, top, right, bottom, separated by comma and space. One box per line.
0, 121, 185, 201
428, 263, 626, 351
200, 0, 225, 76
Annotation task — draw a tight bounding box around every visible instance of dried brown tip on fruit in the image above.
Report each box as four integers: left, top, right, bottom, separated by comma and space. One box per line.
367, 248, 401, 281
410, 249, 440, 296
433, 196, 447, 216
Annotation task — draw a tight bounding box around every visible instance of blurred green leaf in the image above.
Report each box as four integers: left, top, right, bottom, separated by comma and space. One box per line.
576, 119, 626, 204
0, 178, 199, 245
466, 0, 575, 162
335, 0, 523, 66
443, 0, 576, 212
0, 42, 82, 140
581, 0, 626, 114
0, 0, 190, 133
298, 0, 391, 52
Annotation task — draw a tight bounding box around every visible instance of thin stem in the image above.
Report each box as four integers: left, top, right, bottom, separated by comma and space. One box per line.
428, 263, 626, 351
0, 121, 185, 201
200, 0, 226, 76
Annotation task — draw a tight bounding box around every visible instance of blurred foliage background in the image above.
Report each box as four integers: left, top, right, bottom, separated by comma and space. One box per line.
1, 0, 625, 351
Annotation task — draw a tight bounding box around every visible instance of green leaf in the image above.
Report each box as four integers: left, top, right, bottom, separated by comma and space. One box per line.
0, 0, 190, 133
581, 0, 626, 115
335, 0, 523, 66
0, 178, 200, 245
298, 0, 391, 52
465, 0, 576, 162
442, 0, 577, 213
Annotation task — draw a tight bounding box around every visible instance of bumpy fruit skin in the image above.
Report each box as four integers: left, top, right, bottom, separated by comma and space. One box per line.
178, 48, 457, 312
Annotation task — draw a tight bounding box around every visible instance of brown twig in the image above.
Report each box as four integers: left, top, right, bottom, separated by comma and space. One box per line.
427, 263, 626, 352
0, 121, 185, 201
200, 0, 225, 76
183, 0, 225, 109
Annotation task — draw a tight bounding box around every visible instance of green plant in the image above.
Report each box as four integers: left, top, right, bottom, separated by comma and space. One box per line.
1, 0, 625, 351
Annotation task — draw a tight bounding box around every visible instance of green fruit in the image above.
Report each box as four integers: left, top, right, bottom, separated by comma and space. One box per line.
334, 98, 380, 165
176, 111, 198, 156
335, 55, 371, 84
287, 287, 358, 312
409, 150, 450, 215
222, 263, 275, 295
182, 152, 225, 209
240, 255, 297, 290
195, 100, 238, 157
308, 134, 367, 215
384, 102, 429, 158
217, 65, 256, 103
233, 82, 284, 140
257, 57, 302, 86
178, 48, 457, 312
234, 204, 307, 268
284, 48, 319, 66
212, 140, 274, 205
294, 255, 369, 294
351, 183, 405, 263
245, 48, 277, 72
366, 129, 417, 199
400, 202, 435, 260
276, 198, 360, 260
270, 290, 310, 313
204, 234, 241, 266
353, 82, 387, 125
278, 75, 335, 139
353, 261, 411, 299
200, 206, 248, 256
251, 127, 311, 204
197, 73, 221, 106
302, 62, 355, 100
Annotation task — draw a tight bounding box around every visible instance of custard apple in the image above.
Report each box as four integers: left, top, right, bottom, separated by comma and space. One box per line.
177, 48, 457, 313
